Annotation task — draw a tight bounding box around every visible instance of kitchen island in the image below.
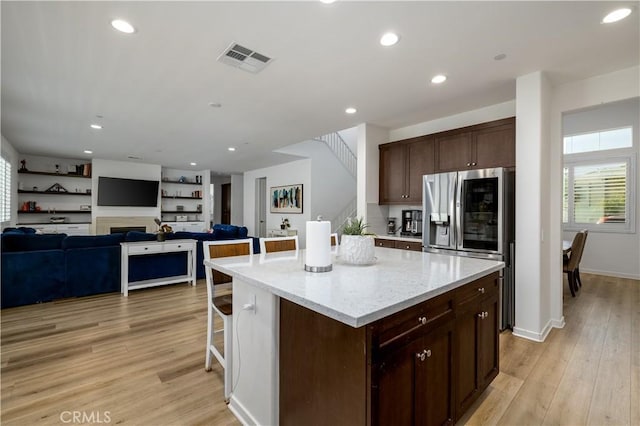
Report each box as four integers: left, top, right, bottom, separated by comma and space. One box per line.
205, 247, 504, 426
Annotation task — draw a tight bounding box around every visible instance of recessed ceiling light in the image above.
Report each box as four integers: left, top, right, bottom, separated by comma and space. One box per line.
380, 32, 400, 47
111, 19, 135, 34
228, 147, 236, 152
90, 124, 102, 129
494, 53, 507, 61
208, 102, 222, 108
320, 0, 336, 4
84, 150, 93, 154
431, 74, 447, 84
602, 8, 632, 23
345, 107, 357, 114
190, 162, 197, 166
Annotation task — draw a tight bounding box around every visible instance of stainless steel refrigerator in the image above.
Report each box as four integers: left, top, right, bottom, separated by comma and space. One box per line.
422, 167, 515, 330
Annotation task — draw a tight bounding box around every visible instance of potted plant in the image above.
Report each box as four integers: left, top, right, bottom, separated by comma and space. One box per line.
339, 217, 376, 265
280, 218, 290, 230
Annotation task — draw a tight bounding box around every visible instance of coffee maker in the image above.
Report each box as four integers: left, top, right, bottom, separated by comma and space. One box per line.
401, 210, 422, 236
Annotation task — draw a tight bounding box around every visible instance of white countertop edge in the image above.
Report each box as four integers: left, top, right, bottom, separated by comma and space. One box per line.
210, 260, 504, 328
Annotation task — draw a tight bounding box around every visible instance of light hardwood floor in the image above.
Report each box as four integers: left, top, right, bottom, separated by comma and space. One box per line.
1, 273, 638, 425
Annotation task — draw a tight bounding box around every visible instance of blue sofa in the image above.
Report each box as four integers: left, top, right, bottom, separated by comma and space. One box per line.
1, 224, 259, 309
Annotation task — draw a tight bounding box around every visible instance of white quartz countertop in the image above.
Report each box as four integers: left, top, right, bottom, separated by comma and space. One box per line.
204, 247, 504, 328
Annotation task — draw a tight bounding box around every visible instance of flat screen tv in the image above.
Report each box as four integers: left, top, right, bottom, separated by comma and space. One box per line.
97, 176, 159, 207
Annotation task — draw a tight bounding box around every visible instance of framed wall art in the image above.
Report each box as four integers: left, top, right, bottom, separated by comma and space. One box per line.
270, 184, 303, 214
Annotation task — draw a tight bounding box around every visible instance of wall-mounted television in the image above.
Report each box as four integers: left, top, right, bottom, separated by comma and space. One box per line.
97, 176, 159, 207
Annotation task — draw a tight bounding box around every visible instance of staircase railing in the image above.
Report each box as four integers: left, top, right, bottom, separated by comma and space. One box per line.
331, 197, 357, 234
314, 132, 356, 177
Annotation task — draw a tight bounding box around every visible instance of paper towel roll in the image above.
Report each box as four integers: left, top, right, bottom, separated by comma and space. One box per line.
305, 220, 332, 272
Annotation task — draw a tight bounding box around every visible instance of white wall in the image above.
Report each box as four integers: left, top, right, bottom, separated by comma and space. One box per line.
91, 158, 161, 222
555, 72, 640, 280
389, 101, 516, 142
513, 71, 554, 342
243, 159, 311, 247
277, 139, 355, 226
1, 135, 19, 229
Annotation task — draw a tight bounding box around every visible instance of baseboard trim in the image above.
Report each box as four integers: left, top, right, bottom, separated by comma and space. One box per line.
228, 395, 260, 426
550, 316, 565, 329
580, 268, 639, 280
513, 318, 557, 342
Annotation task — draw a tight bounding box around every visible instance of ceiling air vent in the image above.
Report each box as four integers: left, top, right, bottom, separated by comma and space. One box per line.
217, 42, 273, 74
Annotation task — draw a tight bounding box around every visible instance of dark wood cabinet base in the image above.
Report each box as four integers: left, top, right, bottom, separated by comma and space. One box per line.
279, 272, 500, 426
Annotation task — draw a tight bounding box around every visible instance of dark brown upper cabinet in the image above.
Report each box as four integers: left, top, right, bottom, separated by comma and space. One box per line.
379, 136, 434, 205
435, 118, 515, 172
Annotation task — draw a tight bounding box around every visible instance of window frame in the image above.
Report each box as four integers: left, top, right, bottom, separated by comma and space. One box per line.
0, 155, 11, 224
562, 146, 636, 234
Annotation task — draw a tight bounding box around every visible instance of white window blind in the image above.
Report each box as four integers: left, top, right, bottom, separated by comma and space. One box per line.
573, 162, 627, 224
1, 156, 11, 222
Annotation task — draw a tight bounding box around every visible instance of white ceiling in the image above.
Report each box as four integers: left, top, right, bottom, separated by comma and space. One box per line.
2, 1, 638, 173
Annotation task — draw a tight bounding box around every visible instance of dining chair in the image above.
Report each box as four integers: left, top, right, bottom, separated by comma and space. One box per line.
202, 238, 253, 401
330, 233, 339, 246
574, 229, 588, 289
563, 230, 587, 297
259, 235, 299, 253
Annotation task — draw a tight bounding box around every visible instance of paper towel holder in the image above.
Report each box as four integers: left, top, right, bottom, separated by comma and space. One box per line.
304, 215, 332, 273
305, 264, 332, 273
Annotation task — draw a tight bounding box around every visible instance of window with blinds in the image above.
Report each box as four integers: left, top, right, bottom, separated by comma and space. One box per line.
563, 127, 635, 232
1, 156, 11, 223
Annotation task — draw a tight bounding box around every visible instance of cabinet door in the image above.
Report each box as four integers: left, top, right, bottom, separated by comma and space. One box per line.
379, 144, 407, 204
415, 322, 455, 426
376, 338, 424, 426
435, 133, 472, 172
472, 123, 515, 169
406, 138, 435, 204
455, 305, 480, 415
478, 295, 499, 388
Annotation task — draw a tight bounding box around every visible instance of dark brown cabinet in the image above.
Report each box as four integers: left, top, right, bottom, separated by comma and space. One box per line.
376, 321, 454, 426
280, 272, 500, 426
435, 118, 515, 172
374, 238, 422, 252
379, 137, 434, 205
455, 274, 500, 416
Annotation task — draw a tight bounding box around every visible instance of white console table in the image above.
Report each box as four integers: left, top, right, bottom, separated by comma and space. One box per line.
120, 239, 197, 297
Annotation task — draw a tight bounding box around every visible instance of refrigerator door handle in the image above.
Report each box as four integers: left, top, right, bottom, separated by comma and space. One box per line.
455, 172, 463, 250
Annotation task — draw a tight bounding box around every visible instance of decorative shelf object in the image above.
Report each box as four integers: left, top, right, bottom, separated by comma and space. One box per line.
161, 179, 200, 185
18, 170, 91, 178
18, 190, 91, 196
161, 195, 202, 200
18, 210, 91, 214
161, 210, 201, 214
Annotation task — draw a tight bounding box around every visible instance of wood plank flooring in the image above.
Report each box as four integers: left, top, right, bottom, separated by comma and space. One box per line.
1, 273, 638, 425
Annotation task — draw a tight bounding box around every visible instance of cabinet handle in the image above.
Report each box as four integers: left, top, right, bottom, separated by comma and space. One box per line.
405, 245, 410, 249
477, 312, 487, 319
418, 316, 427, 325
144, 247, 148, 250
378, 242, 383, 246
415, 349, 431, 361
472, 162, 477, 166
478, 287, 485, 294
466, 162, 471, 167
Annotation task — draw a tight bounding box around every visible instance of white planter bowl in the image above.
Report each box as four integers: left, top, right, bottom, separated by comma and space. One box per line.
339, 235, 376, 265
